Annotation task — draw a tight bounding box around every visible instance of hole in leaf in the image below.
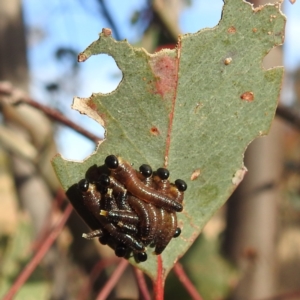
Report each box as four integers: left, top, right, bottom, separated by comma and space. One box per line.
80, 54, 122, 96
61, 55, 121, 161
180, 1, 224, 33
263, 46, 283, 69
56, 124, 102, 161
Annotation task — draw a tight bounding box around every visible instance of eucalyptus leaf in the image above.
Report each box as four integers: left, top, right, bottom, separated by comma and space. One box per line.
52, 0, 285, 279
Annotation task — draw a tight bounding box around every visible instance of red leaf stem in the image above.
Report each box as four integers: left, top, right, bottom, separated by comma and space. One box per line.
173, 263, 203, 300
133, 267, 151, 300
95, 259, 129, 300
154, 255, 164, 300
2, 203, 73, 300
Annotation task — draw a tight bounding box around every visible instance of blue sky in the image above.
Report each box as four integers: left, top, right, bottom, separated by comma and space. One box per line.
284, 0, 300, 70
22, 0, 300, 160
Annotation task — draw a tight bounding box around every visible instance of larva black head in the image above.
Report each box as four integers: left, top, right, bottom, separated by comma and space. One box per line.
136, 252, 147, 262
175, 179, 187, 192
78, 179, 89, 192
157, 168, 169, 180
98, 174, 110, 187
115, 245, 127, 257
105, 155, 119, 169
173, 227, 181, 238
99, 235, 109, 245
139, 164, 152, 178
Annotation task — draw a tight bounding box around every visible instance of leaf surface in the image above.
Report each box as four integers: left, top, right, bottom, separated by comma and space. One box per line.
52, 0, 285, 279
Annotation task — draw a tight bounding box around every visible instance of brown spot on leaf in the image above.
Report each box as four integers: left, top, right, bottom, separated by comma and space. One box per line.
149, 54, 177, 98
150, 126, 160, 136
227, 26, 236, 34
224, 57, 232, 65
102, 28, 112, 37
86, 99, 97, 110
190, 169, 201, 181
252, 28, 258, 33
87, 98, 107, 123
240, 91, 254, 102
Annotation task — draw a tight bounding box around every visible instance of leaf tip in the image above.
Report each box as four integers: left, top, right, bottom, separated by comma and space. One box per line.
78, 53, 87, 62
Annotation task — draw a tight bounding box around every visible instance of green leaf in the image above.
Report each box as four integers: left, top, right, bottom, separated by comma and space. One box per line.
52, 0, 285, 279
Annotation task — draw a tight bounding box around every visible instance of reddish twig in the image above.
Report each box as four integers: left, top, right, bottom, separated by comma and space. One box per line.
154, 255, 164, 300
95, 259, 129, 300
77, 257, 120, 300
133, 267, 151, 300
22, 97, 102, 144
2, 203, 73, 300
0, 82, 102, 144
173, 263, 203, 300
53, 187, 68, 208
